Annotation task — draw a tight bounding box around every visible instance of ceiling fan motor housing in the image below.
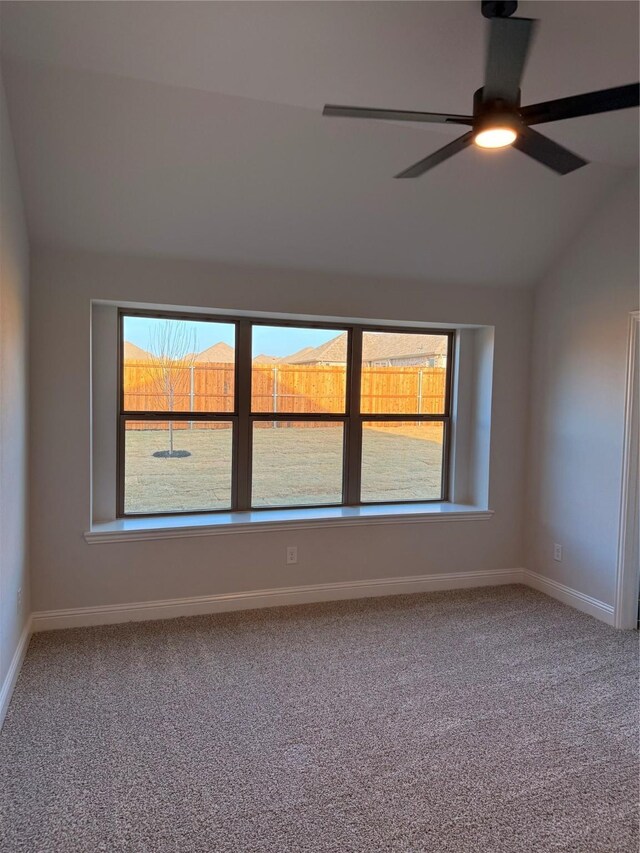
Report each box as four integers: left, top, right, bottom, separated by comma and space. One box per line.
481, 1, 518, 19
473, 87, 523, 135
474, 86, 520, 113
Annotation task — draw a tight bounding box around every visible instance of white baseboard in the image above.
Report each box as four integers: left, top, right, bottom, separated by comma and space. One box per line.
0, 617, 32, 730
523, 569, 615, 626
32, 568, 525, 632
3, 569, 615, 722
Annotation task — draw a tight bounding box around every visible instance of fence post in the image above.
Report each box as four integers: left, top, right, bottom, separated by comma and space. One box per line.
272, 365, 278, 427
417, 368, 423, 418
190, 365, 195, 430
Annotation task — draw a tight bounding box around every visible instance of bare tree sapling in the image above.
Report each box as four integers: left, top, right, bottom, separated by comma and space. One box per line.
145, 321, 198, 457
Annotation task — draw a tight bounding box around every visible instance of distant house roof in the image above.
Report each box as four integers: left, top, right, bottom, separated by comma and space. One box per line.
253, 354, 280, 364
284, 338, 346, 364
363, 332, 448, 363
281, 332, 447, 365
280, 345, 317, 364
123, 341, 151, 360
194, 342, 235, 363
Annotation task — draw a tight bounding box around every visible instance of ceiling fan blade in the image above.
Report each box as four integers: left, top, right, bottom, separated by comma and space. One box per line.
395, 131, 474, 178
520, 83, 640, 125
513, 126, 587, 175
484, 17, 537, 103
322, 105, 473, 125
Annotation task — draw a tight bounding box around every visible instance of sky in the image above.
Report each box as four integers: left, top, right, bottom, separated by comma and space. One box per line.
123, 316, 339, 359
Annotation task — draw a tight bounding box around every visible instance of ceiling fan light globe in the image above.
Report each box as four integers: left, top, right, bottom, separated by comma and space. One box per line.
474, 127, 518, 148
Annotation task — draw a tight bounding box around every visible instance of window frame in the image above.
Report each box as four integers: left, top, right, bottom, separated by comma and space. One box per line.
117, 309, 455, 517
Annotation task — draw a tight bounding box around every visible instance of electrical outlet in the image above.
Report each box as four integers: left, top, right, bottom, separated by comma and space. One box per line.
16, 587, 22, 614
553, 543, 563, 562
286, 546, 298, 565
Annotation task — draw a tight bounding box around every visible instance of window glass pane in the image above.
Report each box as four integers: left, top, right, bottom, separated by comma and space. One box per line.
361, 421, 444, 502
124, 421, 233, 513
251, 422, 344, 507
360, 332, 448, 415
123, 316, 235, 413
251, 326, 347, 414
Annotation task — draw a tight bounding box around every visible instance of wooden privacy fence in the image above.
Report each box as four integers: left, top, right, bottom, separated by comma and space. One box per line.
123, 362, 446, 429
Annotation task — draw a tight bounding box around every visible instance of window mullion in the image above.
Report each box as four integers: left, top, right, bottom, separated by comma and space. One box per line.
235, 320, 252, 510
345, 327, 363, 505
441, 419, 451, 502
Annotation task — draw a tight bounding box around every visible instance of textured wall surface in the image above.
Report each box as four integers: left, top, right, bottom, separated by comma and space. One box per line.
527, 173, 640, 604
0, 70, 30, 685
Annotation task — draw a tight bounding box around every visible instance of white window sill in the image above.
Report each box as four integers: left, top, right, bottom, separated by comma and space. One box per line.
84, 503, 493, 543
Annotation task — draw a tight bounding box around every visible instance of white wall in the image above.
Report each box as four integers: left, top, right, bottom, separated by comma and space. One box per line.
527, 173, 640, 605
29, 249, 531, 612
0, 70, 30, 685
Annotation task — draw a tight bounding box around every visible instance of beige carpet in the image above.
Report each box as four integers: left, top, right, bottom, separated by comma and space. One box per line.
1, 585, 637, 852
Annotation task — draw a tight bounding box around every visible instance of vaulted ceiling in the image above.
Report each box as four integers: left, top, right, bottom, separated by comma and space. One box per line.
1, 1, 637, 287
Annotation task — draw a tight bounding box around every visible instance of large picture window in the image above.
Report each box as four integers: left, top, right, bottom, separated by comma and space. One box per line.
118, 311, 454, 516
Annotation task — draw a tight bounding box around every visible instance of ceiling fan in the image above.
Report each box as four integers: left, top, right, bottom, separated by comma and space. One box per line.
322, 0, 639, 177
